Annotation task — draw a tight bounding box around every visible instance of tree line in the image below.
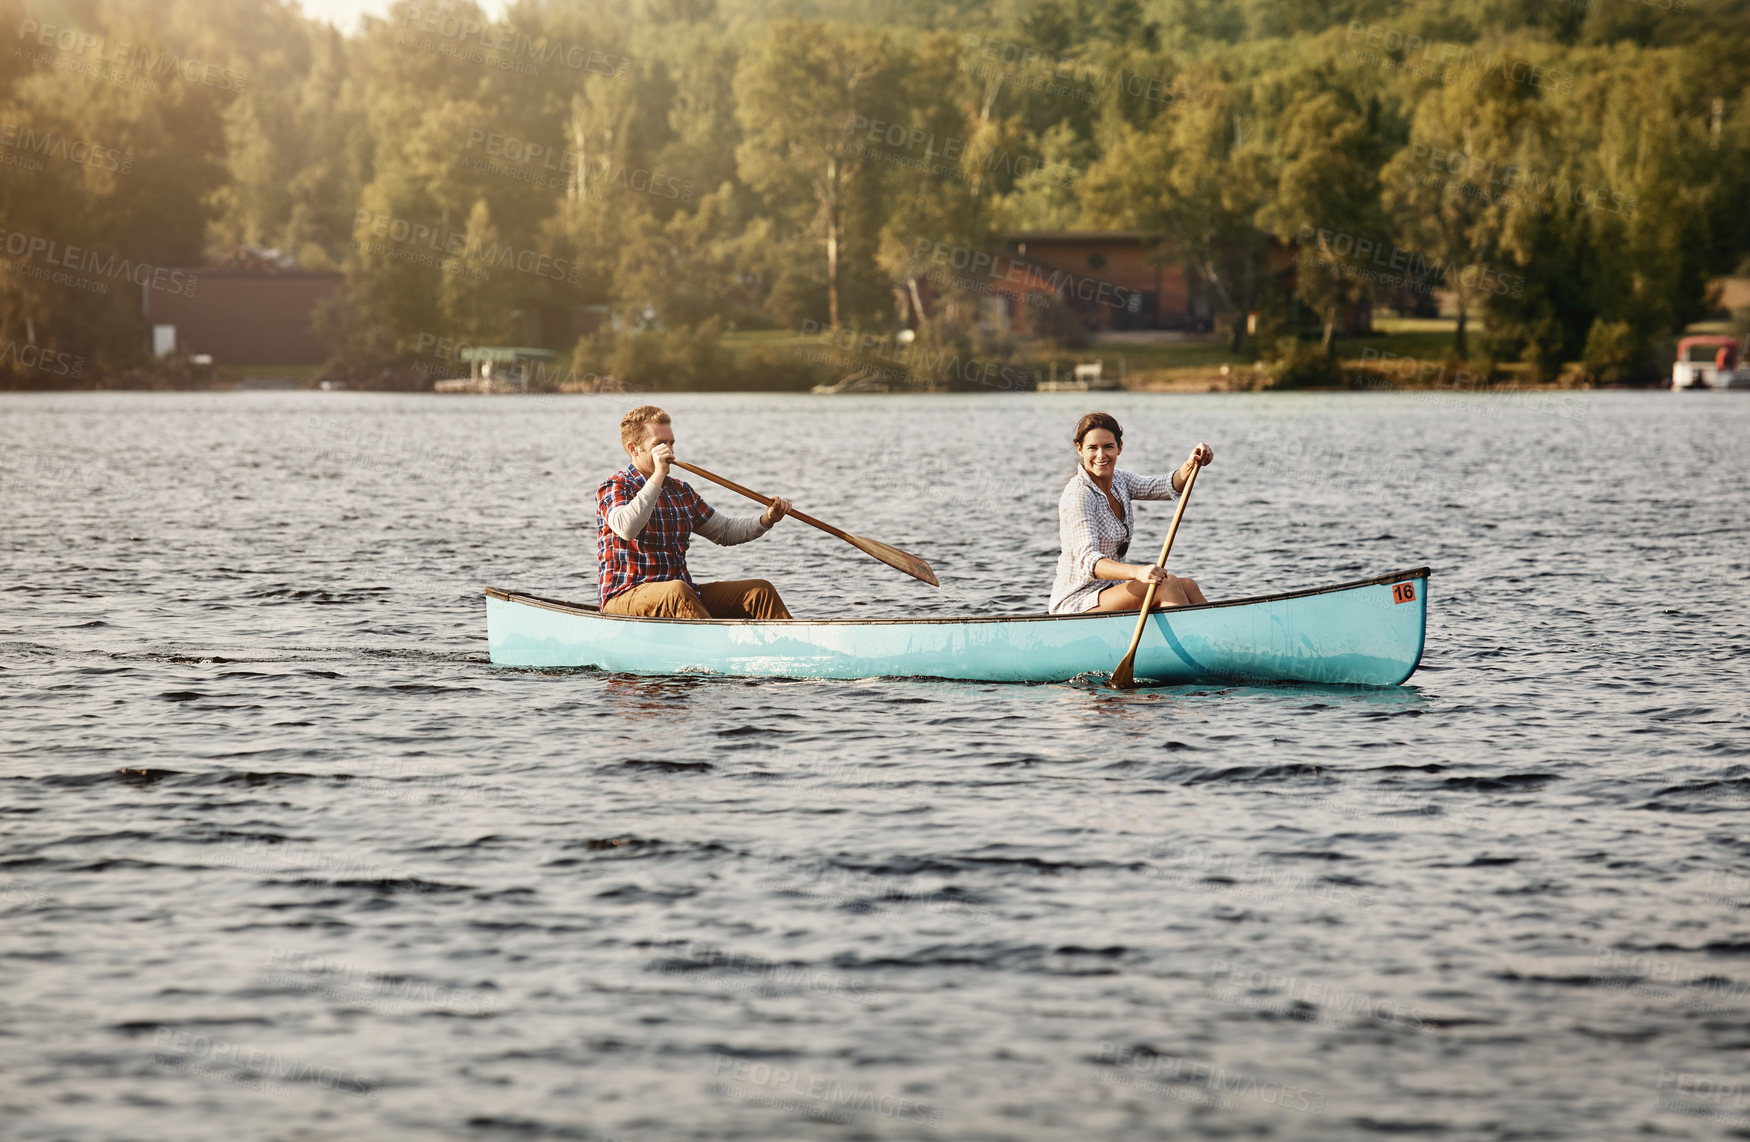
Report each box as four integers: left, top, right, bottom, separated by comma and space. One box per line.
0, 0, 1746, 388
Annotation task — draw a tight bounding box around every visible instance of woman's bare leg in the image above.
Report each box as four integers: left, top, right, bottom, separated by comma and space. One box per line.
1178, 576, 1208, 605
1091, 577, 1191, 612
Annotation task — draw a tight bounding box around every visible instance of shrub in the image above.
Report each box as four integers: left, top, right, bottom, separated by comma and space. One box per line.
1518, 319, 1566, 384
1261, 337, 1342, 388
1580, 318, 1656, 384
111, 353, 221, 390
741, 343, 834, 390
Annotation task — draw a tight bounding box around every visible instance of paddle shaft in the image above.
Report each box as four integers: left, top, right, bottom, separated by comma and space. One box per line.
671, 458, 939, 586
1113, 460, 1200, 685
670, 459, 853, 543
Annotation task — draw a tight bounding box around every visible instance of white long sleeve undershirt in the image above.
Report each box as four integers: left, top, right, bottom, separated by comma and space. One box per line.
605, 473, 771, 545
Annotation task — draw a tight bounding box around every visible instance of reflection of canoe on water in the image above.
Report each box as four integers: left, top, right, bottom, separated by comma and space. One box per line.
484, 568, 1429, 686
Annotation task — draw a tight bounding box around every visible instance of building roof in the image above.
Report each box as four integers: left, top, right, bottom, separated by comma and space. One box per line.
160, 269, 344, 279
461, 346, 558, 362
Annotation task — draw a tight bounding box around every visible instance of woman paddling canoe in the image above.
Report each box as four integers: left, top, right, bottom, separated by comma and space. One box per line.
1048, 411, 1214, 615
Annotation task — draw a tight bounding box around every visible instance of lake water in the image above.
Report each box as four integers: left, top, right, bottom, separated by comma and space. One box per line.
2, 389, 1747, 1141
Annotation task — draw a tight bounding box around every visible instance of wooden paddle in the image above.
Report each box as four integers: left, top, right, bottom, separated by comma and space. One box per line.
1110, 459, 1201, 690
671, 459, 939, 587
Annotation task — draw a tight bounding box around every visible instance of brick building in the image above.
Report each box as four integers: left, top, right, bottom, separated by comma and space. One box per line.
143, 269, 344, 364
908, 231, 1368, 337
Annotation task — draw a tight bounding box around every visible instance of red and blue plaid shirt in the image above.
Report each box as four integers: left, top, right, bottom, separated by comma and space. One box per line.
596, 464, 716, 605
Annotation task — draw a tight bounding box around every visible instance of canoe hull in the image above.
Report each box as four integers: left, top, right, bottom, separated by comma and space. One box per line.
484, 568, 1429, 687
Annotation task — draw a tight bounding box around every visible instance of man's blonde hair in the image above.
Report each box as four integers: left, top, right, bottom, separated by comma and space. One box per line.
619, 405, 670, 448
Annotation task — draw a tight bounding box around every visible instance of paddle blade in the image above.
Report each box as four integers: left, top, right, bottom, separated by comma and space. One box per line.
847, 534, 939, 587
1109, 654, 1138, 690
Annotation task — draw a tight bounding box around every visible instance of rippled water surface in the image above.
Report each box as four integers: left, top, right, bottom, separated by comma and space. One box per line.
2, 390, 1747, 1141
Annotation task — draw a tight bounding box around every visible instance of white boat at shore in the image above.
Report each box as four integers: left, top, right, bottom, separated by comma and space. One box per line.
1672, 335, 1750, 390
1036, 359, 1123, 393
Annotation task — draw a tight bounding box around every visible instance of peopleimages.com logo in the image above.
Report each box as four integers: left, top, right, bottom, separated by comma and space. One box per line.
710, 1055, 942, 1127
0, 123, 133, 174
151, 1027, 379, 1099
1343, 22, 1576, 93
16, 19, 249, 92
351, 210, 584, 285
397, 6, 630, 77
0, 228, 197, 296
0, 338, 82, 378
1294, 225, 1524, 298
1096, 1042, 1327, 1114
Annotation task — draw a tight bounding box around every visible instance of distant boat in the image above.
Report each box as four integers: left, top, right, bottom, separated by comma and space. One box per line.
435, 346, 559, 394
1673, 335, 1750, 390
434, 375, 525, 394
1037, 359, 1122, 392
810, 368, 913, 394
484, 568, 1429, 686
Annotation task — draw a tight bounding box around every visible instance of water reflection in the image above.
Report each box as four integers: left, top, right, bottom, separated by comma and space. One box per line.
599, 673, 715, 716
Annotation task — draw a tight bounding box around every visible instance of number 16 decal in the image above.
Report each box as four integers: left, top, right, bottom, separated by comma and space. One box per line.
1391, 581, 1416, 604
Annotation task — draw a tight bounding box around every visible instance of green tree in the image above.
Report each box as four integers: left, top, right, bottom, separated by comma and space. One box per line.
0, 0, 230, 372
1256, 84, 1385, 350
1079, 71, 1274, 350
1380, 75, 1536, 359
440, 199, 520, 343
734, 21, 902, 330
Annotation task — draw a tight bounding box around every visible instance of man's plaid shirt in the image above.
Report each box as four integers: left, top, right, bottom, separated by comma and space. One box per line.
596, 464, 716, 605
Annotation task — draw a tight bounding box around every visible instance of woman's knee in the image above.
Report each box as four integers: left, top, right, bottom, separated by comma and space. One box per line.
1155, 582, 1190, 607
1096, 578, 1185, 611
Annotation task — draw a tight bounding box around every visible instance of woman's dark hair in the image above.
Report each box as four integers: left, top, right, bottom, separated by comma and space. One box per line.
1073, 411, 1123, 447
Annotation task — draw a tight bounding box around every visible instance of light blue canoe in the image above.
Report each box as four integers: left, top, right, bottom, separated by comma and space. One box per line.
484, 567, 1429, 686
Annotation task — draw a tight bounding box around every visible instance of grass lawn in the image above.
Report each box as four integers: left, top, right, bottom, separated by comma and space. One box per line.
720, 329, 803, 367
1355, 316, 1482, 364
216, 362, 328, 386
722, 318, 1481, 373
1084, 340, 1243, 371
1044, 317, 1483, 374
715, 317, 1526, 390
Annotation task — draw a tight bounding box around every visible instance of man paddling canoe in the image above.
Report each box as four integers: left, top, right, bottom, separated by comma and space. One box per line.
596, 405, 793, 619
1048, 411, 1213, 614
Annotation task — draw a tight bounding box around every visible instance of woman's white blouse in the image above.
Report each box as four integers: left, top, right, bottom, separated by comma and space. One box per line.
1048, 466, 1180, 614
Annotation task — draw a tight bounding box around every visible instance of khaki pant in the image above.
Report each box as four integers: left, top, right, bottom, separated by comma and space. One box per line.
602, 578, 791, 621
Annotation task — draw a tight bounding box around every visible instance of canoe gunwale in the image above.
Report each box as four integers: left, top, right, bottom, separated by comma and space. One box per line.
483, 566, 1431, 627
